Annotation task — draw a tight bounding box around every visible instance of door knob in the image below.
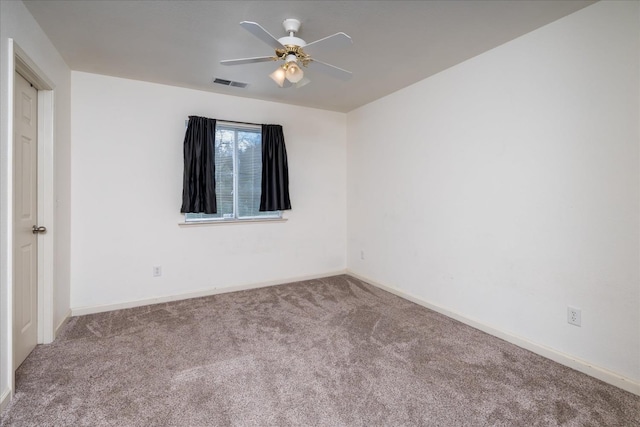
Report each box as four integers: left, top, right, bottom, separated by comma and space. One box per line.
32, 225, 47, 234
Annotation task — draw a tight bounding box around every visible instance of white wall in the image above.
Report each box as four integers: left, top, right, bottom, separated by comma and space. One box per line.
0, 0, 71, 408
70, 72, 346, 310
347, 0, 639, 386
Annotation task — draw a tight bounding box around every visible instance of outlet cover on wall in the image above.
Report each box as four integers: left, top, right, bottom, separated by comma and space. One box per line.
153, 266, 162, 277
567, 306, 581, 327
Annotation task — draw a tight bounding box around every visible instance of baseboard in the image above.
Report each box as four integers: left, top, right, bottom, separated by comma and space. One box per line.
71, 270, 348, 317
54, 309, 72, 339
346, 270, 640, 396
0, 387, 11, 414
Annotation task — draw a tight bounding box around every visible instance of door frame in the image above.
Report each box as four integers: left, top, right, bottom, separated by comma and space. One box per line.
6, 39, 55, 394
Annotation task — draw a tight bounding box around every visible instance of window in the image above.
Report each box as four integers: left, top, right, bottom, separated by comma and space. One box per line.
185, 123, 281, 222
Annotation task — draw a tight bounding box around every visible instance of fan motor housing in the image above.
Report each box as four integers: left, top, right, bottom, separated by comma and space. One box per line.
278, 36, 305, 47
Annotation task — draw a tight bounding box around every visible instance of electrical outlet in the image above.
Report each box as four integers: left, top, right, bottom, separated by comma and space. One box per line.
567, 306, 581, 327
153, 266, 162, 277
360, 250, 365, 260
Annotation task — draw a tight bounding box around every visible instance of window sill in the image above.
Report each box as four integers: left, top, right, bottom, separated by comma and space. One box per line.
178, 217, 288, 227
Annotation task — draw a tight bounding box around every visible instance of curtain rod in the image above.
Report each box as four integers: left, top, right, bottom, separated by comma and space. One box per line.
186, 116, 262, 127
217, 118, 261, 127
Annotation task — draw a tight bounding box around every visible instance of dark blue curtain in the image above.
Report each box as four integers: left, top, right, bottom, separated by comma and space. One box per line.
260, 124, 291, 211
180, 116, 217, 214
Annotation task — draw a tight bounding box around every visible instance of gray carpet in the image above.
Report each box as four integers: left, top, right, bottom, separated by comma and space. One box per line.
1, 275, 638, 426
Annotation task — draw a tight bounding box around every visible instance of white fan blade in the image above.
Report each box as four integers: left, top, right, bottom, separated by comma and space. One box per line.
221, 56, 276, 66
240, 21, 284, 50
307, 59, 352, 81
303, 32, 352, 54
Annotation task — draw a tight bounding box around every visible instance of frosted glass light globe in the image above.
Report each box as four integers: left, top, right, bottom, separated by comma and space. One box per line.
285, 63, 304, 83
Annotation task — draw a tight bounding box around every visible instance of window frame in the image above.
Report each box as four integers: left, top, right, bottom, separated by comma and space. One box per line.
184, 121, 282, 224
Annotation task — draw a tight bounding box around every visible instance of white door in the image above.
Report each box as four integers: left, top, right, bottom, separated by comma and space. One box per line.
13, 71, 38, 368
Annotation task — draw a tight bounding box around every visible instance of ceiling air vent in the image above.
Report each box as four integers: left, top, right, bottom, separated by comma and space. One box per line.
213, 78, 248, 88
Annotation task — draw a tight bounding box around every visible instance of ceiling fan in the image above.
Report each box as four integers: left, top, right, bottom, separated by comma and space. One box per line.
220, 19, 352, 88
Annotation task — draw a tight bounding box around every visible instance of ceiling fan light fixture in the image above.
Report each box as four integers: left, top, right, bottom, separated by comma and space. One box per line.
223, 18, 353, 89
285, 62, 304, 83
269, 66, 287, 87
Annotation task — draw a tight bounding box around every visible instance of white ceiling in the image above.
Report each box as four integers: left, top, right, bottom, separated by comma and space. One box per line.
23, 0, 595, 113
